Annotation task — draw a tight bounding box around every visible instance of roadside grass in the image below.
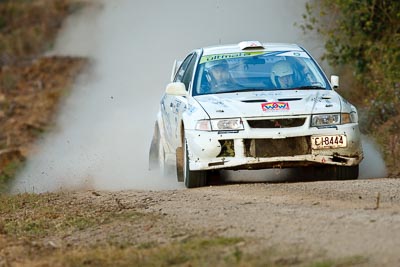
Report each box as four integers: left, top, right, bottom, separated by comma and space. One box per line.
309, 256, 367, 267
51, 237, 245, 267
0, 192, 143, 238
0, 0, 85, 64
0, 159, 24, 193
15, 238, 367, 267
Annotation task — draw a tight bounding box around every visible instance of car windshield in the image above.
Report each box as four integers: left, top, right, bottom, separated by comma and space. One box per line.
193, 50, 329, 95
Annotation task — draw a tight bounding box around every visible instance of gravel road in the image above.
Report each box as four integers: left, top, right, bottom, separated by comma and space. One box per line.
77, 177, 400, 266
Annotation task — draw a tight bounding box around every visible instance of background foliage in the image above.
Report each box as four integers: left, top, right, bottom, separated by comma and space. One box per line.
301, 0, 400, 176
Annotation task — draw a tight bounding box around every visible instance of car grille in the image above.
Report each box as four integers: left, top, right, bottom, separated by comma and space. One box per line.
247, 118, 306, 128
217, 140, 235, 157
244, 137, 311, 157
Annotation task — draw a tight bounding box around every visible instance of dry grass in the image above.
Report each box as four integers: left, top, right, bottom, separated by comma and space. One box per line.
0, 0, 84, 65
0, 56, 87, 192
0, 193, 103, 238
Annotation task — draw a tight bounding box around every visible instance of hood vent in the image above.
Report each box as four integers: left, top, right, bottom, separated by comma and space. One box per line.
241, 99, 267, 103
278, 98, 302, 101
241, 98, 302, 103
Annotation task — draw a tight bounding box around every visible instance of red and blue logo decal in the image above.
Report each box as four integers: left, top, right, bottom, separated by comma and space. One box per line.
261, 102, 290, 111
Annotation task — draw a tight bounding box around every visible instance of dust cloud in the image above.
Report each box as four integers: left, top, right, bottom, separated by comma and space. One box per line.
11, 0, 386, 193
359, 136, 387, 179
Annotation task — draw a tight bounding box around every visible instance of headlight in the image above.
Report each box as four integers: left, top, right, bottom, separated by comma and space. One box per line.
211, 118, 244, 131
311, 113, 356, 127
311, 114, 340, 127
195, 118, 244, 131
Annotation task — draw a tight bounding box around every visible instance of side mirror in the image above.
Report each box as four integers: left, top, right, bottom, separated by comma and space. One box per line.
330, 75, 339, 89
165, 82, 187, 96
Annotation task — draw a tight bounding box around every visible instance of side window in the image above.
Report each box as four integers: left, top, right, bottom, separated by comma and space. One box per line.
174, 54, 194, 83
181, 55, 197, 91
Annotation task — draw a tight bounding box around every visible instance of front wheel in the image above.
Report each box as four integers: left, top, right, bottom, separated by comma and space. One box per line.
183, 140, 207, 188
333, 165, 359, 180
314, 165, 359, 180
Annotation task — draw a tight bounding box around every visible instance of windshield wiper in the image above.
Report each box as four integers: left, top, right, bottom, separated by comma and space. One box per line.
225, 88, 269, 93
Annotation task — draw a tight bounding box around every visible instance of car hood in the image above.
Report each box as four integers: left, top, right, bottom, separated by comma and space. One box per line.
194, 90, 342, 118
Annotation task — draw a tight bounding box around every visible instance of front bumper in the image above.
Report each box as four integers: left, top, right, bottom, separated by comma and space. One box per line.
185, 120, 363, 171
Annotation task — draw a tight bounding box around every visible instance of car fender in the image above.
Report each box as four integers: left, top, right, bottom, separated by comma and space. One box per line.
181, 98, 210, 130
180, 98, 218, 159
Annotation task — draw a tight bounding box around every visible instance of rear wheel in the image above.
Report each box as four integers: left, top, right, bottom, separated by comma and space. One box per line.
183, 140, 207, 188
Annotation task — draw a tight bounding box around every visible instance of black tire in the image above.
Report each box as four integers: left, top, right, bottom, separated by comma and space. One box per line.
183, 140, 207, 188
315, 165, 359, 180
334, 165, 359, 180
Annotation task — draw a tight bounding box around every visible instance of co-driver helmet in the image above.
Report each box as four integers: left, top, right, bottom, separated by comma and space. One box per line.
271, 61, 294, 87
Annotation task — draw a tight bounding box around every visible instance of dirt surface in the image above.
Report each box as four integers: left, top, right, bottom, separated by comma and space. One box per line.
119, 178, 400, 266
4, 177, 398, 266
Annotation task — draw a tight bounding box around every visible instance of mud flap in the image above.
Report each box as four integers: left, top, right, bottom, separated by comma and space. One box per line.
176, 147, 184, 182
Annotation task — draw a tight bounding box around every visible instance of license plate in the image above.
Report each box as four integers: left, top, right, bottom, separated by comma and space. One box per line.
311, 135, 347, 149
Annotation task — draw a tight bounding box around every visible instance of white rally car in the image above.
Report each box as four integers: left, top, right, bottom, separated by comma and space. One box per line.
149, 41, 363, 188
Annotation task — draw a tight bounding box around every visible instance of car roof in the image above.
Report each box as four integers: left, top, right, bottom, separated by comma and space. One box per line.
201, 42, 303, 56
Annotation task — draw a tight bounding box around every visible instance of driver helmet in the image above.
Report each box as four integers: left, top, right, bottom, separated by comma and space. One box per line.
206, 59, 230, 84
207, 59, 229, 71
271, 61, 294, 87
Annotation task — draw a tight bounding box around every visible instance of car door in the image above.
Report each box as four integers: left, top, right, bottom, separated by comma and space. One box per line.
161, 53, 196, 151
172, 53, 198, 148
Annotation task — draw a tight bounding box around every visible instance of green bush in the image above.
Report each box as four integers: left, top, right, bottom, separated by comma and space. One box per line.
300, 0, 400, 176
301, 1, 399, 126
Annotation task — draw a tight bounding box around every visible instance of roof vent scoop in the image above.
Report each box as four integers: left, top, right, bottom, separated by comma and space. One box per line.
238, 41, 264, 50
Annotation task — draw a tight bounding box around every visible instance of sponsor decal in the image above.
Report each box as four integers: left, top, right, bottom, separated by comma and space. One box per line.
187, 104, 197, 114
261, 102, 290, 111
276, 51, 311, 58
199, 51, 266, 64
